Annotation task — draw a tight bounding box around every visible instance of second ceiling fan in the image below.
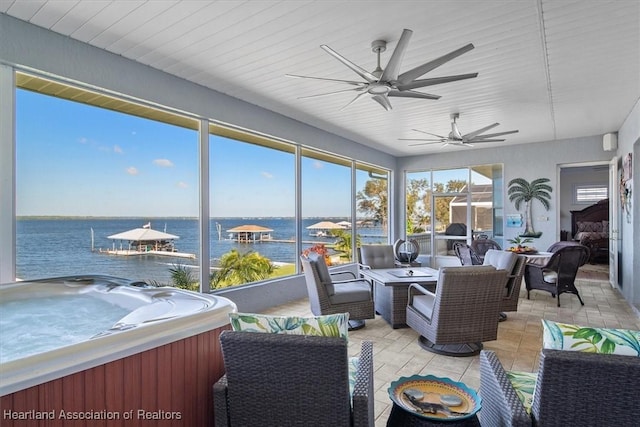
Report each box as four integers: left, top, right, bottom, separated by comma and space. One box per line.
286, 29, 478, 111
401, 113, 519, 147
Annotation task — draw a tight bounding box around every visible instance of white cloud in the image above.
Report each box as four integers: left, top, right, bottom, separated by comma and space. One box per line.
78, 137, 88, 144
153, 158, 174, 167
313, 160, 324, 169
114, 145, 123, 154
262, 171, 274, 179
126, 167, 139, 175
177, 181, 188, 188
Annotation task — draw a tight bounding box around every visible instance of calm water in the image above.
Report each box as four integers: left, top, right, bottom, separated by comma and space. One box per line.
16, 218, 386, 284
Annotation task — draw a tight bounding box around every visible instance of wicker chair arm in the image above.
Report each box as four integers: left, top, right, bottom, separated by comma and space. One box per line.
330, 278, 373, 289
212, 374, 230, 427
407, 282, 435, 302
479, 350, 531, 427
352, 341, 374, 427
331, 270, 357, 280
524, 263, 549, 284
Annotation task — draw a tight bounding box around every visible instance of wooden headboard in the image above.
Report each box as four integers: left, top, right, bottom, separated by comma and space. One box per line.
570, 198, 609, 236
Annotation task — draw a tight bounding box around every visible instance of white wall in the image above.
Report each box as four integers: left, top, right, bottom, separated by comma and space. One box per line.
616, 98, 640, 304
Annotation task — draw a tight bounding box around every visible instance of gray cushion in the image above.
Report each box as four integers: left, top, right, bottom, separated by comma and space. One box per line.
483, 249, 518, 272
329, 280, 371, 304
308, 252, 334, 295
360, 245, 396, 268
411, 293, 436, 320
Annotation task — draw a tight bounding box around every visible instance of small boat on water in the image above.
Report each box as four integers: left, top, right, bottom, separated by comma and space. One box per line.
100, 223, 196, 259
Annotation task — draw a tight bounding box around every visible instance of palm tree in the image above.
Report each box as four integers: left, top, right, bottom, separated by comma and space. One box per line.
169, 264, 199, 291
211, 249, 274, 289
507, 177, 552, 237
331, 229, 361, 261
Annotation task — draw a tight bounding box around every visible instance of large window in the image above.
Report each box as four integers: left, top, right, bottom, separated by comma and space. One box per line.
301, 149, 352, 265
406, 164, 503, 265
10, 71, 390, 289
209, 129, 295, 288
356, 164, 390, 250
16, 82, 199, 284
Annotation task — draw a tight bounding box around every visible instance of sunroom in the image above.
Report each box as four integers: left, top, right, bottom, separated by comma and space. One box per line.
1, 2, 639, 426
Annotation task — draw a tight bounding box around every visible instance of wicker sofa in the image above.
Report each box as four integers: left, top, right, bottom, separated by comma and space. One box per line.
479, 349, 640, 426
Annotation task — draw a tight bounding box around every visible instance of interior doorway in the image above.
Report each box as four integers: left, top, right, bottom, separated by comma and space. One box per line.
558, 161, 612, 279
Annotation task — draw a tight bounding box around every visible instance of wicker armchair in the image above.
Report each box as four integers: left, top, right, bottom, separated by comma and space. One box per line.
482, 250, 526, 321
301, 252, 375, 330
479, 349, 640, 427
406, 265, 507, 356
471, 238, 502, 262
453, 242, 482, 266
214, 331, 374, 427
524, 245, 589, 307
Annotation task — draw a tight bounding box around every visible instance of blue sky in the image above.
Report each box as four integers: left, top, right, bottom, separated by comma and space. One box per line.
16, 89, 364, 218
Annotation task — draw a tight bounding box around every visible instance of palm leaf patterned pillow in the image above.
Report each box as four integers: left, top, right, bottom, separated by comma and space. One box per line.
542, 319, 640, 356
505, 371, 537, 414
229, 312, 349, 339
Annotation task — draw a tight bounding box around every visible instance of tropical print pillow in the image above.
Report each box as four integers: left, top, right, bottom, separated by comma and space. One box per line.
348, 357, 359, 396
505, 371, 537, 414
542, 319, 640, 356
229, 312, 349, 339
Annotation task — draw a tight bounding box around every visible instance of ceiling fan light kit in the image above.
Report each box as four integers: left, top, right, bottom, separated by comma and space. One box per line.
286, 28, 478, 111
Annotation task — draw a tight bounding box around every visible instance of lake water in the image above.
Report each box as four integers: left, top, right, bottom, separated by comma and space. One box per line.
16, 218, 386, 284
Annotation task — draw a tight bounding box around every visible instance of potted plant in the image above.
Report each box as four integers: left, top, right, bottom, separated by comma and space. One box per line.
507, 236, 535, 253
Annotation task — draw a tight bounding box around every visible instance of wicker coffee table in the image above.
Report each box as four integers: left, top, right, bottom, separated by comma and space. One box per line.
360, 267, 438, 328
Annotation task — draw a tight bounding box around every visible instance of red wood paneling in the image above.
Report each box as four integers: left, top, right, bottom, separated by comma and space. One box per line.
0, 325, 229, 427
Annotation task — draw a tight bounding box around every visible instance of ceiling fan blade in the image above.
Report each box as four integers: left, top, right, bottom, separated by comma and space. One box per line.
399, 138, 445, 142
466, 139, 506, 143
339, 90, 370, 110
396, 73, 478, 91
411, 129, 448, 139
286, 74, 366, 86
388, 90, 440, 100
473, 130, 519, 139
462, 123, 500, 139
297, 87, 363, 99
371, 94, 393, 110
407, 141, 444, 146
380, 29, 413, 82
320, 45, 378, 83
398, 43, 475, 85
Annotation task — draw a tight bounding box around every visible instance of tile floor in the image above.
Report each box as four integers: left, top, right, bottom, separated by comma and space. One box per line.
263, 264, 639, 426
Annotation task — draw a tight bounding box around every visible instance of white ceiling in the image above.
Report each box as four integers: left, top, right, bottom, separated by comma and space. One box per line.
2, 0, 639, 156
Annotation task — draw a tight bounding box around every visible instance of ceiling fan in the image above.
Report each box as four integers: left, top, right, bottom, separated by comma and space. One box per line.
400, 113, 519, 147
286, 29, 478, 111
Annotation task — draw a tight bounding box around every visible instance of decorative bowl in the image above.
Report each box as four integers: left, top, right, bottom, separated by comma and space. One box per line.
387, 374, 481, 421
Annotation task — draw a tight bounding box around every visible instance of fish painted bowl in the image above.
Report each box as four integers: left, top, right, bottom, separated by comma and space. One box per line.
388, 375, 481, 421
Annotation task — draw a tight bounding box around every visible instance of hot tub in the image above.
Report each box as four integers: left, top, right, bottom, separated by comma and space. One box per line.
0, 275, 236, 427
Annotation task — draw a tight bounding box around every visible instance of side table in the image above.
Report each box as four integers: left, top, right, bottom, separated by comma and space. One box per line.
386, 403, 480, 427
